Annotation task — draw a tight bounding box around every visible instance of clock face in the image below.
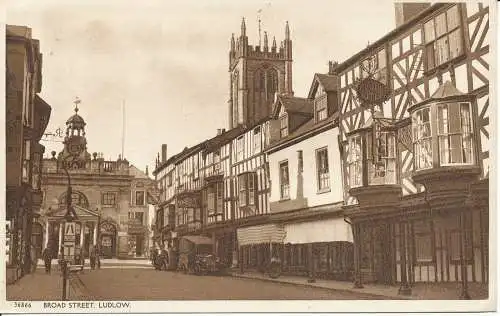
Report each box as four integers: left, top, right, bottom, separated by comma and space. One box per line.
69, 143, 82, 155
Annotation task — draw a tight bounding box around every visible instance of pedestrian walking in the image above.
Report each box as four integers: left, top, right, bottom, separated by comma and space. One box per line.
42, 246, 52, 274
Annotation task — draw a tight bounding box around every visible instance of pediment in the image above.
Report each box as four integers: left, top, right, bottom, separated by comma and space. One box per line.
47, 205, 98, 219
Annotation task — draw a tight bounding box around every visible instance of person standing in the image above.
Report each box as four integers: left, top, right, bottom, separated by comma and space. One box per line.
42, 246, 52, 274
89, 244, 97, 270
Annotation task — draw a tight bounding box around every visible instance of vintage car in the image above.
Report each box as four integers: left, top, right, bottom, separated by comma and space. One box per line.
177, 235, 224, 275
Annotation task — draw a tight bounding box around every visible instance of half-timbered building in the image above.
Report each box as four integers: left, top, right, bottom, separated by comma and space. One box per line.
332, 2, 489, 297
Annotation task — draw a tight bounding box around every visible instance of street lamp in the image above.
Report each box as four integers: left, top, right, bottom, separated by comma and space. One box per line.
60, 162, 78, 301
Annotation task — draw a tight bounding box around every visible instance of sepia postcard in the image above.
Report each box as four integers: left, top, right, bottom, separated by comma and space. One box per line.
1, 0, 497, 314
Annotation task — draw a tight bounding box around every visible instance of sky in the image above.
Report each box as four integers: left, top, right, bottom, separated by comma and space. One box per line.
7, 0, 396, 174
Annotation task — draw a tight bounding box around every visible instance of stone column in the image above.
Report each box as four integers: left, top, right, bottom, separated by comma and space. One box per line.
80, 222, 86, 258
93, 223, 97, 245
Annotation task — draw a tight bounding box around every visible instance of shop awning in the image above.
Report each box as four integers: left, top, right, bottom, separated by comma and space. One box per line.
237, 224, 286, 246
284, 218, 353, 244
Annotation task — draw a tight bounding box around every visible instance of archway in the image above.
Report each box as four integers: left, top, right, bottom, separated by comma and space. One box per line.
100, 221, 117, 259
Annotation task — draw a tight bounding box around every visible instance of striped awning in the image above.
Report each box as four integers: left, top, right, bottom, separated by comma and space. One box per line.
237, 224, 286, 246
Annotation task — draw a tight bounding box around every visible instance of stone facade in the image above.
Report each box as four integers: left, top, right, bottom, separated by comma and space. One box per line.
40, 106, 154, 259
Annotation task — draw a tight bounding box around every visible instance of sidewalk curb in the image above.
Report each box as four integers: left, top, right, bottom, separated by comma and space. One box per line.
230, 273, 407, 300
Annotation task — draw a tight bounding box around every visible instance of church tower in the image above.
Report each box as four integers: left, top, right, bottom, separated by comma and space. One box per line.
228, 19, 293, 129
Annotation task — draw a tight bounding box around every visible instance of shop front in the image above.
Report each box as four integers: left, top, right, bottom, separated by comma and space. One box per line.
237, 224, 286, 273
127, 218, 147, 258
100, 221, 118, 258
282, 217, 354, 280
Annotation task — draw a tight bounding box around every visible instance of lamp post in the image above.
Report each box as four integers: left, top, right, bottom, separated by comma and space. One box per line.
60, 164, 78, 301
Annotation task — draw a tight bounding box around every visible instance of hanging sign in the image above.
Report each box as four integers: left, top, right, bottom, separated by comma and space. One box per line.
355, 77, 391, 106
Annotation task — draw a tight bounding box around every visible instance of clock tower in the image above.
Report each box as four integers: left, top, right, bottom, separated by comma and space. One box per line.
58, 98, 91, 169
228, 19, 294, 129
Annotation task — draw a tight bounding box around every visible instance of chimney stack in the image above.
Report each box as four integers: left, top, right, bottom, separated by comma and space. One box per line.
161, 144, 167, 163
394, 3, 431, 28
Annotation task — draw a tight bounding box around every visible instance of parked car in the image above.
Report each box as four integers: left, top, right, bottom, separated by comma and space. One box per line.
177, 236, 224, 275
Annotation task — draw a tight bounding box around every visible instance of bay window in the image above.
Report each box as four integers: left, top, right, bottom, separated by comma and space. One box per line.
437, 103, 474, 165
412, 107, 433, 170
367, 131, 396, 185
412, 100, 475, 171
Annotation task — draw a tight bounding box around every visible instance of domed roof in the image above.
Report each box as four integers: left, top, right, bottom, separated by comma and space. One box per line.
66, 107, 86, 129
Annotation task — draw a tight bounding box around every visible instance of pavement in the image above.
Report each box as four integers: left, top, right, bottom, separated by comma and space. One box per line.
230, 271, 489, 300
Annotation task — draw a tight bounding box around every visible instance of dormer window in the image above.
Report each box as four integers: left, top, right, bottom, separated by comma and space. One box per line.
280, 114, 288, 138
315, 97, 328, 122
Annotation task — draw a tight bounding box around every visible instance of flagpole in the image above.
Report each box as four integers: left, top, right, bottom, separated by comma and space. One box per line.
121, 100, 125, 159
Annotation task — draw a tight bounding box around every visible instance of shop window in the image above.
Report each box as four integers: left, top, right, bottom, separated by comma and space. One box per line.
101, 192, 116, 206
316, 147, 330, 191
279, 161, 290, 199
412, 107, 433, 170
347, 135, 363, 188
437, 102, 474, 165
449, 229, 473, 262
238, 173, 256, 207
424, 5, 463, 70
413, 221, 434, 263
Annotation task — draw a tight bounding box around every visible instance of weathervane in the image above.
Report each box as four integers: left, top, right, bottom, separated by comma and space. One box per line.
73, 96, 81, 113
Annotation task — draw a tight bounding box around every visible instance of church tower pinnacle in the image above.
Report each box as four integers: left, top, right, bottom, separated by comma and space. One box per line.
228, 20, 294, 129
